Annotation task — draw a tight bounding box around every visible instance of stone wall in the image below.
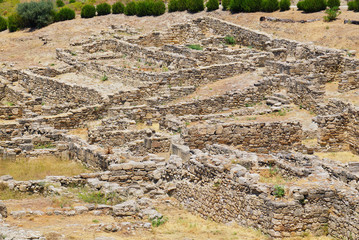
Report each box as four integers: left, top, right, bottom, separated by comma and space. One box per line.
19, 104, 105, 129
0, 106, 23, 120
314, 114, 349, 151
196, 17, 344, 59
17, 71, 104, 105
182, 121, 303, 153
163, 151, 359, 239
338, 70, 359, 92
82, 39, 199, 69
88, 129, 150, 146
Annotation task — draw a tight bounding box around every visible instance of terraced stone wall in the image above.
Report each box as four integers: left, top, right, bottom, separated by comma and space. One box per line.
17, 71, 104, 105
182, 121, 303, 153
164, 154, 359, 239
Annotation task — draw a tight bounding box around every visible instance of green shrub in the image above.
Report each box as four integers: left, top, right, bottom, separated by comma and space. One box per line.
279, 0, 290, 11
56, 0, 65, 8
96, 2, 111, 16
124, 1, 137, 15
151, 216, 168, 227
187, 44, 203, 50
135, 0, 165, 16
348, 0, 359, 11
177, 0, 188, 10
78, 190, 124, 205
112, 1, 125, 14
17, 0, 55, 29
298, 0, 326, 12
81, 4, 96, 18
152, 1, 166, 16
69, 0, 76, 3
187, 0, 204, 13
136, 0, 151, 16
273, 185, 285, 198
7, 13, 23, 32
230, 0, 262, 13
327, 0, 340, 8
168, 0, 178, 12
55, 7, 75, 22
222, 0, 230, 10
206, 0, 219, 11
323, 7, 340, 21
169, 0, 188, 11
261, 0, 279, 12
297, 0, 304, 9
0, 16, 7, 32
224, 35, 236, 45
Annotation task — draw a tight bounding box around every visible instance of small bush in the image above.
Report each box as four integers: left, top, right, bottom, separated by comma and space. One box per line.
323, 7, 340, 21
78, 190, 124, 205
56, 0, 65, 8
273, 185, 285, 198
230, 0, 262, 13
0, 16, 7, 32
327, 0, 340, 8
55, 7, 75, 22
168, 0, 178, 12
279, 0, 290, 11
177, 0, 188, 10
96, 2, 111, 16
152, 1, 166, 16
224, 35, 236, 45
206, 0, 219, 11
261, 0, 279, 12
297, 0, 304, 10
124, 1, 137, 15
298, 0, 326, 13
135, 0, 165, 16
17, 0, 55, 29
187, 44, 203, 50
151, 216, 168, 227
7, 13, 23, 32
187, 0, 204, 13
136, 0, 151, 16
348, 0, 359, 11
69, 0, 76, 3
81, 4, 96, 18
222, 0, 230, 10
169, 0, 187, 11
112, 1, 125, 14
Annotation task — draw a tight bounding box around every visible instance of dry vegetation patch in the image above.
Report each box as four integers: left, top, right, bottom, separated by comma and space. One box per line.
315, 151, 359, 163
0, 155, 92, 181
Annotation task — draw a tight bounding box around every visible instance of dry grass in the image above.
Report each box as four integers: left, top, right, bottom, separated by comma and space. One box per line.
0, 155, 92, 181
258, 168, 295, 185
0, 183, 38, 200
2, 197, 334, 239
302, 138, 318, 148
315, 151, 359, 164
127, 204, 268, 240
67, 128, 88, 141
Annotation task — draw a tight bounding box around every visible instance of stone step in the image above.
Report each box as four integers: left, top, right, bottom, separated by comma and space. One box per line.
267, 96, 290, 104
266, 99, 277, 106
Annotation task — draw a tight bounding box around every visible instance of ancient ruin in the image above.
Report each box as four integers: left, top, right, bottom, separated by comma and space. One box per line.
0, 16, 359, 239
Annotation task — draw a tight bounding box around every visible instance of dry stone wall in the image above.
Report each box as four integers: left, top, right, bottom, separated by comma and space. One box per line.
182, 121, 303, 153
